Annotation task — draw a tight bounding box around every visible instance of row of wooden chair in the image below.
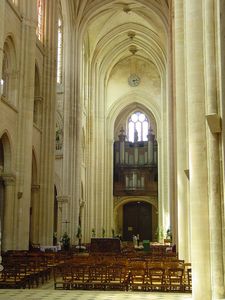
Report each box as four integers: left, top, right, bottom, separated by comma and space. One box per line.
0, 251, 70, 289
54, 262, 192, 292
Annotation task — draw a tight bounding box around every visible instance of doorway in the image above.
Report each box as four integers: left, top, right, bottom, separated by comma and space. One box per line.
123, 201, 152, 241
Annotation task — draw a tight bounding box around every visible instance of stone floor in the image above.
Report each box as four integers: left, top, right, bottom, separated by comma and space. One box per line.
0, 290, 192, 300
0, 280, 192, 300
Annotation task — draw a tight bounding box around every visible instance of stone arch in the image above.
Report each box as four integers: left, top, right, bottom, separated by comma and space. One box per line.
1, 35, 18, 106
114, 196, 158, 241
113, 102, 158, 142
109, 96, 159, 241
0, 131, 12, 173
0, 131, 14, 251
30, 148, 40, 245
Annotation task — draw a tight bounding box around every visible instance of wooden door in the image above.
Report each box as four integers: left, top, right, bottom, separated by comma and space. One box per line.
123, 201, 152, 241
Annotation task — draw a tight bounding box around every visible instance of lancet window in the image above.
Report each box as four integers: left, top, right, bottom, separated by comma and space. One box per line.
128, 112, 149, 142
36, 0, 44, 41
57, 16, 63, 84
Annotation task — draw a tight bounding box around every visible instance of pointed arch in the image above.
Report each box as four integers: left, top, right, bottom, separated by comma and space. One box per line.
1, 35, 18, 106
0, 131, 12, 173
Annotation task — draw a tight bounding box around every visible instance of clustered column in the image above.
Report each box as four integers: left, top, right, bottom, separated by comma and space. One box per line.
185, 1, 212, 299
2, 174, 15, 251
173, 0, 190, 262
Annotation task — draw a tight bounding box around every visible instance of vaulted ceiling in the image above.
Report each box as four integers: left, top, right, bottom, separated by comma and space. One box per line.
63, 0, 169, 73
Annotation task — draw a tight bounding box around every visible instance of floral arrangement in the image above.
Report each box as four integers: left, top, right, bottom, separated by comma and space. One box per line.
61, 232, 70, 250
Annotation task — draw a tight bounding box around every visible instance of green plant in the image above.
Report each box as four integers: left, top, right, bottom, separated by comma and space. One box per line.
61, 232, 70, 250
92, 228, 96, 237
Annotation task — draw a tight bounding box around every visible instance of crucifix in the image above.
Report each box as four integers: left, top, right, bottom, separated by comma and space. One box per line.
62, 220, 70, 233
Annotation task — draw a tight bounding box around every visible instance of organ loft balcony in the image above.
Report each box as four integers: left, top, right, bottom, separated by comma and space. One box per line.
113, 137, 158, 197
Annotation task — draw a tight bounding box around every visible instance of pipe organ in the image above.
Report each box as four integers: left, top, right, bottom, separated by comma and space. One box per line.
113, 128, 158, 196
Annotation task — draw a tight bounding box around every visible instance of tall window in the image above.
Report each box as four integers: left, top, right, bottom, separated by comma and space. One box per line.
1, 52, 8, 98
128, 112, 149, 142
57, 16, 63, 84
36, 0, 44, 41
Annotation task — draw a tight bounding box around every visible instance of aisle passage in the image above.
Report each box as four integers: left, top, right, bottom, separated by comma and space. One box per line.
0, 290, 192, 300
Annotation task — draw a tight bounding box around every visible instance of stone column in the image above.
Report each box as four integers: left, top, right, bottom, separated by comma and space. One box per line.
38, 0, 58, 245
30, 184, 40, 244
2, 174, 15, 251
56, 196, 70, 241
0, 1, 5, 82
185, 1, 211, 299
204, 0, 225, 297
174, 0, 190, 262
14, 1, 37, 250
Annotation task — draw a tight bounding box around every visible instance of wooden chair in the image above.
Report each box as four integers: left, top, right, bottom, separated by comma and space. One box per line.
185, 268, 192, 292
0, 265, 28, 289
70, 265, 88, 289
146, 267, 165, 292
166, 267, 184, 291
129, 267, 146, 291
106, 265, 129, 291
85, 265, 107, 290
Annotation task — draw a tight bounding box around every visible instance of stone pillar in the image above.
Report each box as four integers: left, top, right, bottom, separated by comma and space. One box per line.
56, 196, 70, 241
30, 184, 40, 244
39, 0, 58, 245
204, 0, 225, 297
2, 174, 15, 251
174, 0, 190, 262
14, 1, 37, 250
185, 1, 211, 299
0, 1, 5, 82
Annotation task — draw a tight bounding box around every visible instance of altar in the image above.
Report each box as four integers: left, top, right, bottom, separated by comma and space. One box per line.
40, 244, 61, 252
90, 238, 121, 253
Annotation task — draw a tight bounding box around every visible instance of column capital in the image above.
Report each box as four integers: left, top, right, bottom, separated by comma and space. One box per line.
31, 184, 40, 191
34, 96, 43, 102
2, 173, 16, 186
57, 195, 70, 203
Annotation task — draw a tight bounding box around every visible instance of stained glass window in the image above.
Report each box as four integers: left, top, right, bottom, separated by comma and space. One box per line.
128, 112, 149, 142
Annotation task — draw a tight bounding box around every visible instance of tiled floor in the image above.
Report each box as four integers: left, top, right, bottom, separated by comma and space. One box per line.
0, 290, 192, 300
0, 281, 192, 300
